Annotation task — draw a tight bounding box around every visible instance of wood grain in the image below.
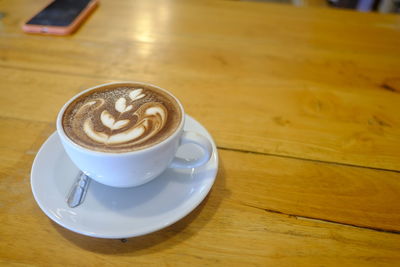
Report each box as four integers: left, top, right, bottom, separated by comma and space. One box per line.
1, 0, 400, 265
1, 115, 399, 232
0, 117, 50, 171
1, 0, 400, 170
220, 148, 400, 233
2, 201, 400, 266
1, 117, 400, 266
1, 65, 399, 171
0, 117, 399, 266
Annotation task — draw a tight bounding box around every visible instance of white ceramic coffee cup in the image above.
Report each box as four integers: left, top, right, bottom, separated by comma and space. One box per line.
56, 82, 213, 188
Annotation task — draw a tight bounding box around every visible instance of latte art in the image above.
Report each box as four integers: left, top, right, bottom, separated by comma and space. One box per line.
80, 89, 167, 145
62, 84, 182, 152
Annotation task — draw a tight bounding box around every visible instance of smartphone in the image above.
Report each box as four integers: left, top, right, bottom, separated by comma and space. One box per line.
22, 0, 99, 35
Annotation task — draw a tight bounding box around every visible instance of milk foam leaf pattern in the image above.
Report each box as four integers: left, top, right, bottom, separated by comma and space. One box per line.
76, 99, 104, 115
83, 119, 108, 143
100, 110, 129, 130
115, 97, 133, 113
129, 89, 145, 101
100, 110, 115, 129
84, 102, 167, 145
113, 119, 130, 130
80, 89, 168, 146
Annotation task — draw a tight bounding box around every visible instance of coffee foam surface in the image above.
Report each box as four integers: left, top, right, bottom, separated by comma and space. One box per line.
62, 85, 181, 153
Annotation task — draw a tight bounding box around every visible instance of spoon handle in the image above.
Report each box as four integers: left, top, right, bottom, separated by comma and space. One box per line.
66, 172, 91, 208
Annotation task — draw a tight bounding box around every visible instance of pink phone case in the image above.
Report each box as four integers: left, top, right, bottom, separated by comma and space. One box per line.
22, 0, 99, 35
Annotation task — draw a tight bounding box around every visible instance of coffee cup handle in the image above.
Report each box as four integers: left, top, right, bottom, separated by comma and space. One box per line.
169, 131, 213, 169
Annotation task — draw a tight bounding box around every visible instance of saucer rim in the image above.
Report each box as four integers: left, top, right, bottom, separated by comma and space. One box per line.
30, 115, 218, 239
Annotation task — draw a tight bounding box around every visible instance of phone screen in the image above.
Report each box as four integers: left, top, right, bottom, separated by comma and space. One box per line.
26, 0, 92, 27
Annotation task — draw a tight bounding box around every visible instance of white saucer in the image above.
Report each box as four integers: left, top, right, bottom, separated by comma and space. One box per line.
31, 115, 218, 239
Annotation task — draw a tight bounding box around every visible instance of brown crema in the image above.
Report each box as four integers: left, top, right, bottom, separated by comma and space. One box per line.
62, 83, 182, 153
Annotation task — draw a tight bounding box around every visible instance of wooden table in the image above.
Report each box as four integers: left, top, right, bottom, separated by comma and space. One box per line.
1, 0, 400, 265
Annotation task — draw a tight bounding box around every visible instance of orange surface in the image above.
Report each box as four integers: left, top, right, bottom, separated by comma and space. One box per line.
1, 0, 400, 265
